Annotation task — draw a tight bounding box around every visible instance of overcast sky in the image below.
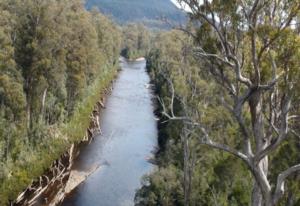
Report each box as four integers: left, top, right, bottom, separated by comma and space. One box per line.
170, 0, 193, 12
170, 0, 180, 7
170, 0, 186, 9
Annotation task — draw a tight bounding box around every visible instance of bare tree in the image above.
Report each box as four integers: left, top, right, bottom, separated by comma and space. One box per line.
158, 0, 300, 205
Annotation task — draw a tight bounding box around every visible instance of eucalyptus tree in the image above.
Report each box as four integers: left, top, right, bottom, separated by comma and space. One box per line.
0, 1, 26, 161
159, 0, 300, 205
12, 0, 73, 129
0, 0, 122, 203
91, 9, 122, 66
122, 23, 151, 59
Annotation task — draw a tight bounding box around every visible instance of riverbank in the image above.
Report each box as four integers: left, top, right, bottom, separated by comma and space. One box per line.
10, 65, 119, 206
62, 58, 157, 206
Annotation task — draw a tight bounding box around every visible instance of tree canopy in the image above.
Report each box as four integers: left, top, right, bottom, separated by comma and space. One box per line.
0, 0, 121, 204
135, 1, 300, 205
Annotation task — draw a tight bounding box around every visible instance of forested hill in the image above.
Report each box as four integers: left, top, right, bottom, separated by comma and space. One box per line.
85, 0, 186, 28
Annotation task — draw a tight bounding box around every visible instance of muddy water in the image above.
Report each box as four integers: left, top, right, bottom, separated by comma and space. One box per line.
61, 58, 157, 206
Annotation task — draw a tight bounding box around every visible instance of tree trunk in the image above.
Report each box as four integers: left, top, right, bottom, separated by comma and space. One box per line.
26, 101, 31, 129
4, 129, 11, 160
249, 90, 269, 206
182, 128, 191, 206
252, 182, 263, 206
286, 191, 295, 206
40, 87, 48, 122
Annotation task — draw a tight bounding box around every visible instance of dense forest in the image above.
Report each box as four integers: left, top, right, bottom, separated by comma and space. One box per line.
134, 1, 300, 206
0, 0, 300, 205
121, 23, 152, 60
0, 0, 121, 204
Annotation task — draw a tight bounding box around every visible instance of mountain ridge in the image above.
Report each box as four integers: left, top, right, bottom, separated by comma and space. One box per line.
85, 0, 186, 28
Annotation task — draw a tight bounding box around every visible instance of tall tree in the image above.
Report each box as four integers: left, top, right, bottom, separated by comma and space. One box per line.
0, 1, 26, 160
13, 0, 70, 129
122, 23, 151, 59
0, 0, 122, 203
91, 9, 121, 66
160, 0, 300, 205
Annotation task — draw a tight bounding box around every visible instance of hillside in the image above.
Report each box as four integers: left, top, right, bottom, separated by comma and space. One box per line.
85, 0, 186, 28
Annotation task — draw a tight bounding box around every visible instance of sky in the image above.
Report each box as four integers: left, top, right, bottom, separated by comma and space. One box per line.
170, 0, 187, 9
170, 0, 193, 12
170, 0, 180, 7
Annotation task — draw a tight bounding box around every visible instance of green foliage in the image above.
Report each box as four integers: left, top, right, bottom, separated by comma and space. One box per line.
135, 165, 184, 206
135, 30, 252, 205
270, 138, 300, 206
137, 0, 300, 205
64, 67, 117, 143
121, 23, 151, 60
0, 0, 121, 204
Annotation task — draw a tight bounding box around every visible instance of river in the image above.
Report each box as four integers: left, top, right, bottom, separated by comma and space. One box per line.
61, 58, 157, 206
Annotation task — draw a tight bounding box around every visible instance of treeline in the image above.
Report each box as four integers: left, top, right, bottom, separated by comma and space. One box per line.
0, 0, 121, 204
135, 30, 254, 206
135, 1, 300, 205
121, 24, 151, 60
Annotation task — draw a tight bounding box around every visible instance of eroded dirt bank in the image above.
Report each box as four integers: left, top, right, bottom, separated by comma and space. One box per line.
12, 81, 115, 206
62, 58, 157, 206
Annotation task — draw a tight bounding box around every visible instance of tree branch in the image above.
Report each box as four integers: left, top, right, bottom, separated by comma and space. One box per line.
273, 164, 300, 204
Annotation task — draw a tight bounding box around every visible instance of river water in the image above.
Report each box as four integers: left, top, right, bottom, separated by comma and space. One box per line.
62, 58, 157, 206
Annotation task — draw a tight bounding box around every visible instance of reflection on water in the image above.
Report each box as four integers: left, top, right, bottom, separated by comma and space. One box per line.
62, 58, 157, 206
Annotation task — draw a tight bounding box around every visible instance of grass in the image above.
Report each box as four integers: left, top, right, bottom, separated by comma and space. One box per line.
0, 65, 118, 205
